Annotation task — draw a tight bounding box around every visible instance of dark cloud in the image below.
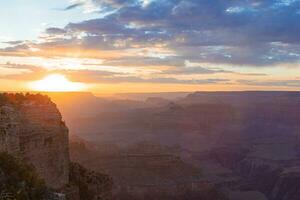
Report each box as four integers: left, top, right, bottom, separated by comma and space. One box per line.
159, 65, 269, 76
102, 56, 185, 67
237, 79, 300, 87
45, 27, 67, 35
73, 75, 230, 84
66, 18, 127, 34
2, 40, 24, 45
160, 66, 231, 75
63, 3, 84, 10
0, 44, 30, 53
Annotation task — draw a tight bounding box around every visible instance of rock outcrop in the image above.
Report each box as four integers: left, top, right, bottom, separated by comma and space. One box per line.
271, 167, 300, 200
0, 93, 69, 189
0, 93, 113, 200
70, 162, 113, 200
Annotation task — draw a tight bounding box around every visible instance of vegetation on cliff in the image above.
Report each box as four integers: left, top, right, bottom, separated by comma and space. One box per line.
0, 93, 52, 106
0, 152, 48, 200
69, 162, 113, 200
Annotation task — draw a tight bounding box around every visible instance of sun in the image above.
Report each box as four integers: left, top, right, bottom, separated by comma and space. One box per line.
29, 74, 86, 92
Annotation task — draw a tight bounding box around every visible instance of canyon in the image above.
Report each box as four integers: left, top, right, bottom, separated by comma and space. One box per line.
52, 91, 300, 200
1, 91, 300, 200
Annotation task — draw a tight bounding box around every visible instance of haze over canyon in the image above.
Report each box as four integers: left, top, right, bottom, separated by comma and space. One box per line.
1, 0, 300, 199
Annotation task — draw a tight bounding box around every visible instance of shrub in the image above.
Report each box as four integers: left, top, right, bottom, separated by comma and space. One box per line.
0, 152, 48, 200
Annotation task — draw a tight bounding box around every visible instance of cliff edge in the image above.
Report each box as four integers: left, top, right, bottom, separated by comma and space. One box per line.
0, 93, 112, 200
0, 93, 69, 189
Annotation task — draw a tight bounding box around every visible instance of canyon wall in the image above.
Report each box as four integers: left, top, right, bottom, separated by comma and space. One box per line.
0, 94, 69, 189
0, 93, 113, 200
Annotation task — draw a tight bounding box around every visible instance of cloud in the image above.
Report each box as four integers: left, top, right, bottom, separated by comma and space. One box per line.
160, 66, 232, 75
237, 79, 300, 87
0, 62, 230, 85
45, 27, 67, 35
69, 75, 230, 84
1, 0, 300, 89
2, 41, 24, 45
38, 1, 300, 66
64, 69, 122, 82
63, 2, 84, 10
0, 63, 47, 80
102, 56, 184, 67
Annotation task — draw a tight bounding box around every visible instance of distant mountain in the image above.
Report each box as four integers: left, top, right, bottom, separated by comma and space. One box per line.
114, 92, 190, 101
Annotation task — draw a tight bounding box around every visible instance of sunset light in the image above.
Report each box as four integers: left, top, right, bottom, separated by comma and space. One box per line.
29, 74, 86, 92
1, 1, 300, 199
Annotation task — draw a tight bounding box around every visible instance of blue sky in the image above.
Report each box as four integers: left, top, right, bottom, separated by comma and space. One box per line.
0, 0, 300, 93
0, 0, 98, 41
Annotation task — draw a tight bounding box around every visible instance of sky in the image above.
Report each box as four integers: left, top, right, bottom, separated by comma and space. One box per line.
0, 0, 300, 94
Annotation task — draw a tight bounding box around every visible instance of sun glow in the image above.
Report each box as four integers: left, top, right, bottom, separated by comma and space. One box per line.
29, 74, 86, 92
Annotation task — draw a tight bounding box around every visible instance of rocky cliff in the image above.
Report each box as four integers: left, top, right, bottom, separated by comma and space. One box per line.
0, 93, 113, 200
70, 162, 113, 200
0, 93, 69, 189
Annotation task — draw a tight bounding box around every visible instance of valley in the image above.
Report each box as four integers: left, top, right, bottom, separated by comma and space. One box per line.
49, 91, 300, 200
